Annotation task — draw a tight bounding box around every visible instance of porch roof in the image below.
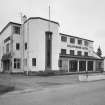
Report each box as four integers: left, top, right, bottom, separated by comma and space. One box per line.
1, 53, 11, 61
60, 54, 103, 60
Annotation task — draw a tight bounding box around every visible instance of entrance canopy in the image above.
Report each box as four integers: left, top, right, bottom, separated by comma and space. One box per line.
1, 53, 11, 61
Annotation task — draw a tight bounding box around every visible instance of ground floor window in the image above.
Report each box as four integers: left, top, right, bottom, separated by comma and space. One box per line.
58, 59, 62, 67
14, 58, 21, 69
87, 61, 93, 71
32, 58, 36, 66
79, 61, 86, 71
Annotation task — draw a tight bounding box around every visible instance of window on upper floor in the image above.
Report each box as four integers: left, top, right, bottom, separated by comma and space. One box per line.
61, 49, 66, 55
16, 43, 20, 50
77, 51, 82, 56
78, 39, 82, 45
70, 38, 75, 44
84, 52, 88, 56
61, 36, 67, 42
25, 43, 27, 50
13, 26, 20, 34
6, 43, 9, 53
14, 58, 21, 69
84, 40, 89, 46
70, 50, 74, 56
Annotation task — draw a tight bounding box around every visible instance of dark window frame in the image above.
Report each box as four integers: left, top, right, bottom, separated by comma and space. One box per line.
58, 60, 62, 67
16, 43, 20, 50
70, 38, 75, 44
70, 50, 74, 55
14, 58, 21, 69
84, 52, 88, 56
32, 58, 36, 66
77, 51, 82, 56
61, 49, 66, 55
78, 39, 82, 45
61, 36, 67, 42
84, 40, 89, 46
25, 43, 27, 50
13, 26, 20, 34
6, 43, 9, 53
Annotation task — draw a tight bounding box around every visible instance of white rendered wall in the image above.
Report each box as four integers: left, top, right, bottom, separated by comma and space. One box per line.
0, 25, 12, 72
24, 18, 60, 71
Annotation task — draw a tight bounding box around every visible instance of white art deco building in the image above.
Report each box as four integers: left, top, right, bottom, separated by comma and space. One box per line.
0, 17, 104, 73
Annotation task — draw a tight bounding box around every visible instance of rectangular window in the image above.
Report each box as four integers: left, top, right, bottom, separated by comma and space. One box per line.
6, 43, 9, 53
25, 43, 27, 50
32, 58, 36, 66
70, 50, 74, 55
14, 58, 21, 69
13, 26, 20, 34
70, 38, 75, 44
61, 49, 66, 55
84, 52, 88, 56
4, 37, 10, 43
16, 43, 20, 50
78, 39, 82, 45
61, 36, 67, 42
58, 60, 62, 67
84, 40, 89, 46
77, 51, 82, 56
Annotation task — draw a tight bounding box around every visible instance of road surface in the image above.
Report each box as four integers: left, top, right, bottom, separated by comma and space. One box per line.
0, 80, 105, 105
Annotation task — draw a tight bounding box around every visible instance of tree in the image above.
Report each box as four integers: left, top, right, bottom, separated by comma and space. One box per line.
97, 45, 102, 57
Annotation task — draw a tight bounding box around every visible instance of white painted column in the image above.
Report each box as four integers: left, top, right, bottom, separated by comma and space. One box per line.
86, 60, 88, 72
68, 59, 69, 72
93, 61, 96, 72
77, 60, 79, 72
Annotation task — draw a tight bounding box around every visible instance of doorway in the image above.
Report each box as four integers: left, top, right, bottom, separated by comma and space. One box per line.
3, 60, 10, 73
69, 60, 77, 72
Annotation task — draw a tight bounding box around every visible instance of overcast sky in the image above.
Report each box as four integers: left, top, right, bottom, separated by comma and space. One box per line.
0, 0, 105, 55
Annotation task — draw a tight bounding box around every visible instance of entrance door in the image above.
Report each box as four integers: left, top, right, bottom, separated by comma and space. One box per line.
69, 60, 77, 72
3, 60, 10, 73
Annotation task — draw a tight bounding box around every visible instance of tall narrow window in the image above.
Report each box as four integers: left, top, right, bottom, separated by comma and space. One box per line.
14, 58, 21, 69
16, 43, 20, 50
45, 31, 52, 69
84, 40, 89, 46
25, 43, 27, 50
58, 60, 62, 67
6, 43, 9, 53
32, 58, 36, 66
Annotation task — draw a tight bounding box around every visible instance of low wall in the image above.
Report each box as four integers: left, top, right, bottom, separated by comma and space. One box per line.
79, 74, 105, 81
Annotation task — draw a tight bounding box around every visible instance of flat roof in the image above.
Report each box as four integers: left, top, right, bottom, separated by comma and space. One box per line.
60, 33, 94, 42
25, 17, 60, 26
60, 54, 102, 60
